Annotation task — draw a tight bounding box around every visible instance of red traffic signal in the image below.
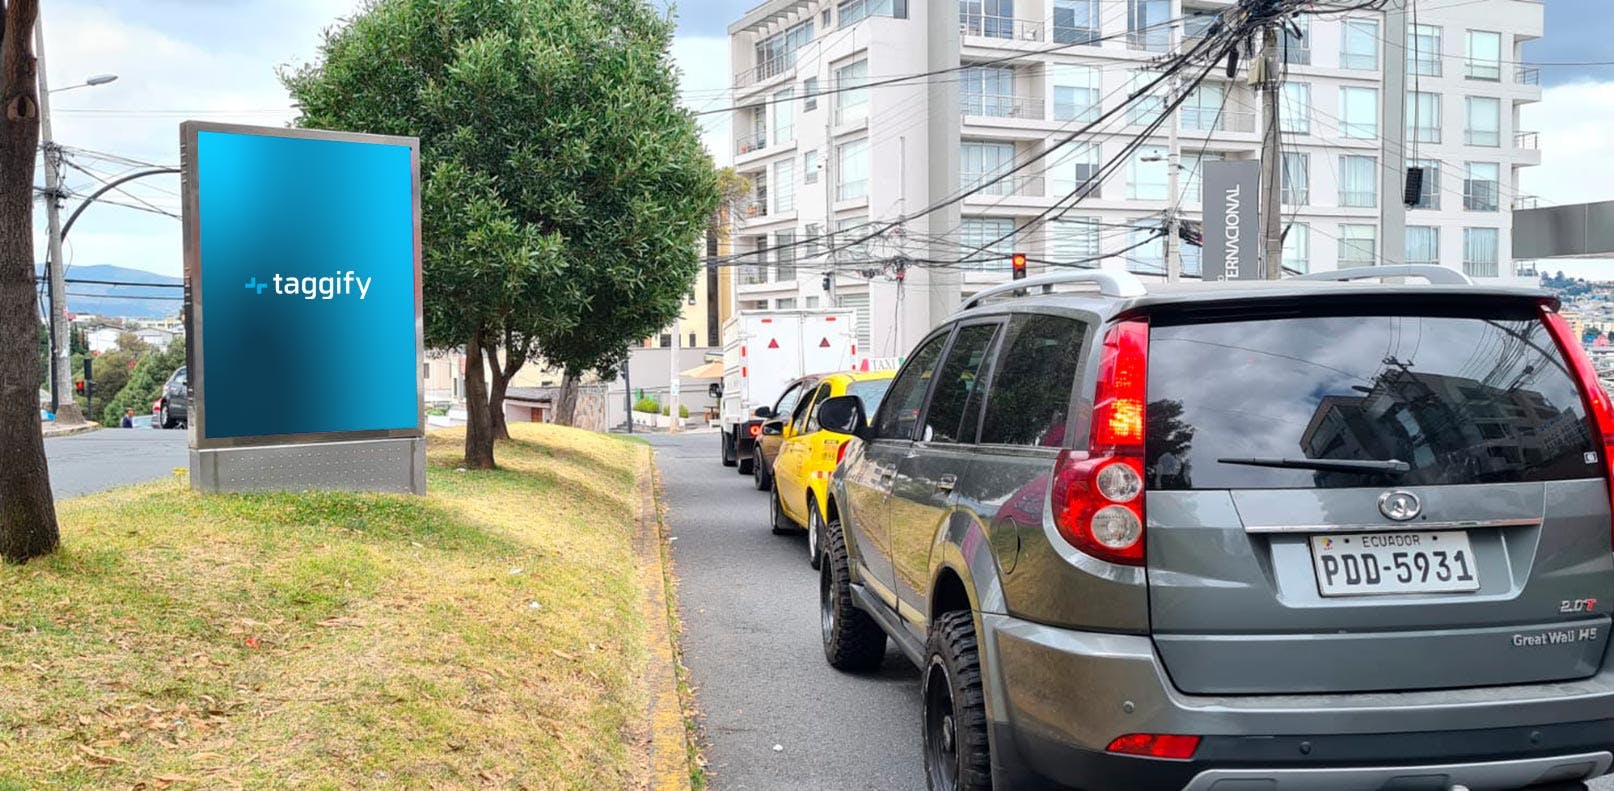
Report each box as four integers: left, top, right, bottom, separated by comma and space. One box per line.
1011, 252, 1028, 280
74, 380, 84, 395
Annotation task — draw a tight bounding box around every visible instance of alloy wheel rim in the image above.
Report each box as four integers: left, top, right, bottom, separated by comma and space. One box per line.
924, 658, 960, 790
808, 511, 820, 559
819, 561, 834, 644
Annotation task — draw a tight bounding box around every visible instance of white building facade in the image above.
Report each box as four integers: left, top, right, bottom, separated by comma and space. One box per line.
726, 0, 1544, 358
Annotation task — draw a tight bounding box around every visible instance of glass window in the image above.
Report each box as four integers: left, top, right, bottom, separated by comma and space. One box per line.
1407, 91, 1441, 143
1338, 155, 1377, 208
1339, 224, 1377, 267
837, 138, 869, 200
803, 77, 819, 111
1406, 226, 1439, 266
803, 150, 819, 185
1052, 0, 1100, 45
834, 60, 869, 123
1130, 145, 1168, 200
1181, 83, 1225, 131
1282, 223, 1310, 273
963, 64, 1019, 117
775, 230, 796, 280
1409, 159, 1440, 210
798, 381, 832, 432
1051, 217, 1100, 263
874, 331, 949, 440
1146, 311, 1596, 489
1409, 24, 1442, 76
754, 20, 814, 80
773, 88, 795, 144
1128, 222, 1164, 274
1183, 152, 1220, 203
1051, 64, 1100, 122
1180, 238, 1202, 277
1464, 161, 1500, 212
1340, 86, 1379, 138
1341, 18, 1379, 70
1282, 15, 1310, 64
961, 141, 1017, 195
1466, 96, 1501, 146
1128, 0, 1169, 52
1280, 82, 1311, 134
922, 323, 1001, 444
773, 158, 796, 213
960, 217, 1015, 271
839, 0, 902, 26
847, 378, 894, 417
1050, 141, 1100, 198
1466, 30, 1502, 80
1464, 227, 1500, 277
773, 381, 809, 419
979, 315, 1087, 447
1128, 72, 1165, 126
1282, 152, 1309, 205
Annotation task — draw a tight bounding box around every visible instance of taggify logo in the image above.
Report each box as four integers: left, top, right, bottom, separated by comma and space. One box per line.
243, 271, 373, 300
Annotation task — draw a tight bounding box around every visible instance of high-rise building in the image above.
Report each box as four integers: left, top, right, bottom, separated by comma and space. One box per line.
725, 0, 1543, 358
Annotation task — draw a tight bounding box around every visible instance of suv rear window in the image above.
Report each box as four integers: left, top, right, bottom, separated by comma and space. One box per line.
1145, 310, 1599, 489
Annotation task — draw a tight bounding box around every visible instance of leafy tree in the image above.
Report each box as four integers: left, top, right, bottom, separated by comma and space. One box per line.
283, 0, 717, 464
100, 343, 184, 426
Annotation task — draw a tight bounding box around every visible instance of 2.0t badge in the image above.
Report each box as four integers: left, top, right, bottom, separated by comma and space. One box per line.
1378, 490, 1422, 521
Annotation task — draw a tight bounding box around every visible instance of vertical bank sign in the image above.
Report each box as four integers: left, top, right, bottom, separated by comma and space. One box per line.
181, 122, 423, 489
1203, 160, 1261, 281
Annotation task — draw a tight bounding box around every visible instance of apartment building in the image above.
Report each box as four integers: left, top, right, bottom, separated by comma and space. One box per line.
725, 0, 1544, 357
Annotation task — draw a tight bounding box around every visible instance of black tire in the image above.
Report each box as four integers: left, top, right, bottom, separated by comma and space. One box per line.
770, 481, 794, 535
924, 610, 992, 791
820, 519, 885, 672
806, 497, 823, 570
721, 431, 738, 467
753, 449, 772, 491
160, 404, 177, 430
737, 452, 754, 476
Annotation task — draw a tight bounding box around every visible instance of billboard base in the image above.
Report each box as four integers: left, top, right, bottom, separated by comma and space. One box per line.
190, 437, 426, 495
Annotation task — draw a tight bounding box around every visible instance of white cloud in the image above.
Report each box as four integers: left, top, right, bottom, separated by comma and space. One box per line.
672, 35, 733, 167
1520, 81, 1614, 279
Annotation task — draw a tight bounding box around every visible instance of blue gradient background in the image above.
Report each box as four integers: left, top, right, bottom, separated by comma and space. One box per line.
196, 130, 418, 439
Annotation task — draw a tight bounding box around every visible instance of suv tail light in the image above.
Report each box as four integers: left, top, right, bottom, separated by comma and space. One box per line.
1052, 319, 1149, 566
1106, 733, 1200, 760
1541, 305, 1614, 546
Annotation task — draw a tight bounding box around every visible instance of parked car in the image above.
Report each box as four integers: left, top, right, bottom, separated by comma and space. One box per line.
158, 366, 188, 429
815, 267, 1614, 790
750, 374, 821, 492
761, 369, 896, 567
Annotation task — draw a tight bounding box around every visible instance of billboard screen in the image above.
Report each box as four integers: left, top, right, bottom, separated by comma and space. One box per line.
183, 123, 422, 446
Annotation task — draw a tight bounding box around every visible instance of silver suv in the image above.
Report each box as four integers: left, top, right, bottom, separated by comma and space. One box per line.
813, 267, 1614, 791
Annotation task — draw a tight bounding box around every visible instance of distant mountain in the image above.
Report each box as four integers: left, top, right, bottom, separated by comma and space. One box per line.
35, 264, 183, 320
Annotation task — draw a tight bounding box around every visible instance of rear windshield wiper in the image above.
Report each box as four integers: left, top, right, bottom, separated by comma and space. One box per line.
1215, 456, 1411, 474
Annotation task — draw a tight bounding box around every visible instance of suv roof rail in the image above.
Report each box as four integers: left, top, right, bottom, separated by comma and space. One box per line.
1290, 265, 1473, 286
961, 270, 1148, 311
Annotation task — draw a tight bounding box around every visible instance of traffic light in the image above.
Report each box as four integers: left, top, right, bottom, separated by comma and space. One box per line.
75, 380, 84, 395
1011, 252, 1028, 280
821, 272, 832, 291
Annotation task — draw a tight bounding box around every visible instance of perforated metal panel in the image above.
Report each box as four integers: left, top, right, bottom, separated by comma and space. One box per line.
191, 437, 426, 494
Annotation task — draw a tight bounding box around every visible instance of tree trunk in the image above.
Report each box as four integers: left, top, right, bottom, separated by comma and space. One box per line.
462, 329, 496, 469
554, 371, 580, 427
0, 0, 61, 563
484, 340, 509, 441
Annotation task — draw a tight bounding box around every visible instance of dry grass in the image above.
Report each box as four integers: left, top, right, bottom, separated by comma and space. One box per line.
0, 423, 652, 790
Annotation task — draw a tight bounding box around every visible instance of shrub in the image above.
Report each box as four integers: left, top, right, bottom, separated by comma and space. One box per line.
678, 405, 690, 418
660, 405, 670, 416
633, 397, 660, 414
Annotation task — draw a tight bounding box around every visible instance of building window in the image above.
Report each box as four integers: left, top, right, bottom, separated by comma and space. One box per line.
803, 150, 819, 185
689, 333, 698, 348
773, 158, 796, 213
773, 88, 795, 144
1282, 152, 1309, 205
1463, 227, 1500, 277
1282, 223, 1310, 273
1280, 82, 1311, 134
1406, 226, 1439, 266
1130, 145, 1168, 200
1127, 0, 1169, 52
1052, 0, 1100, 45
775, 297, 797, 309
1465, 96, 1501, 146
1338, 224, 1377, 267
1051, 64, 1099, 122
1183, 153, 1220, 202
1409, 159, 1440, 210
803, 222, 821, 258
775, 231, 797, 280
1341, 18, 1379, 70
753, 20, 813, 81
803, 77, 818, 111
1051, 217, 1099, 263
1408, 24, 1442, 77
1466, 30, 1502, 81
1338, 155, 1377, 208
834, 60, 869, 124
1127, 222, 1164, 274
1128, 72, 1165, 126
737, 106, 767, 155
687, 288, 697, 305
1282, 15, 1310, 64
1180, 236, 1202, 277
962, 64, 1020, 118
960, 217, 1015, 271
836, 292, 872, 348
1407, 91, 1441, 143
1340, 86, 1379, 138
660, 333, 673, 347
1050, 141, 1099, 198
837, 138, 870, 200
805, 295, 820, 308
839, 0, 904, 27
835, 217, 869, 260
960, 0, 1014, 38
1181, 83, 1225, 131
961, 141, 1017, 196
1464, 161, 1500, 211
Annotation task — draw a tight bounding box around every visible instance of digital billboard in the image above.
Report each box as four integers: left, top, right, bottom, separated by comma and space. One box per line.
181, 122, 422, 448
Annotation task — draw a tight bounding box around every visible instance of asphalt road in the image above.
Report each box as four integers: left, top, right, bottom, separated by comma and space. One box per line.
647, 430, 924, 791
45, 427, 189, 498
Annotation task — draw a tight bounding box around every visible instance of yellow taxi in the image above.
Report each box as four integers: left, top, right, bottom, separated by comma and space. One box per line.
767, 368, 896, 568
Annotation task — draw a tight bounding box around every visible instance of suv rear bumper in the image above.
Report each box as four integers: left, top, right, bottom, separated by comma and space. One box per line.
981, 613, 1614, 790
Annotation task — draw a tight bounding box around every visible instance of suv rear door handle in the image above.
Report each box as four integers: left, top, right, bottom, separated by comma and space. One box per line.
936, 474, 957, 492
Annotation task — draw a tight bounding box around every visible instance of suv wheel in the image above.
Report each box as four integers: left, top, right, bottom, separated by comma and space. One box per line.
820, 519, 885, 671
737, 450, 754, 476
770, 481, 794, 535
753, 449, 771, 491
160, 404, 175, 430
720, 431, 737, 467
806, 499, 823, 570
923, 610, 991, 791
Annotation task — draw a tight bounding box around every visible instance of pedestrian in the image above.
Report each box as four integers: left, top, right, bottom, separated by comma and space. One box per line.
120, 408, 135, 428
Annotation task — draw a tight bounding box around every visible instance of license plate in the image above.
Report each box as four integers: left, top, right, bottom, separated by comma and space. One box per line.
1309, 531, 1480, 596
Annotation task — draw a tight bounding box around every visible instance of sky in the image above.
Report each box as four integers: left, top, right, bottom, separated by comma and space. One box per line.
31, 0, 1614, 281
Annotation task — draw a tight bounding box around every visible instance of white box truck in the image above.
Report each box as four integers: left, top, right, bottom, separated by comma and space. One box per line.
718, 309, 856, 474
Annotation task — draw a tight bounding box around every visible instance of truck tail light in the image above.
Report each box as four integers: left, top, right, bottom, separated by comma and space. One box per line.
1052, 319, 1149, 566
749, 423, 762, 438
1106, 733, 1200, 760
1542, 305, 1614, 548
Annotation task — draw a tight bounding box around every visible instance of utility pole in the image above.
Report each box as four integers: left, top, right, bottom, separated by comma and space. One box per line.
623, 357, 633, 434
1379, 0, 1408, 269
1257, 23, 1285, 279
668, 322, 681, 434
35, 16, 80, 421
1164, 16, 1182, 282
925, 0, 962, 323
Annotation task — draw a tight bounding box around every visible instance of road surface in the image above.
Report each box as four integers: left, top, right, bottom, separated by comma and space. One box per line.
647, 430, 924, 791
45, 428, 188, 498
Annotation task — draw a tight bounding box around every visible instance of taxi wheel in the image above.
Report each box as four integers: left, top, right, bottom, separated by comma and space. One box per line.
770, 481, 794, 535
807, 500, 824, 570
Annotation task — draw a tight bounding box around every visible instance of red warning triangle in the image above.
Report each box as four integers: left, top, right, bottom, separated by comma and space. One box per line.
767, 338, 780, 349
818, 337, 831, 348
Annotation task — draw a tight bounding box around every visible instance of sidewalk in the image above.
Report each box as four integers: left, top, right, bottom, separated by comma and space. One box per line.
41, 421, 100, 439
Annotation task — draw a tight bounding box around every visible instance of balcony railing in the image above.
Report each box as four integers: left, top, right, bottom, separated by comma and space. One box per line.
959, 13, 1043, 42
1516, 65, 1541, 85
738, 264, 770, 286
1465, 129, 1501, 147
1514, 195, 1541, 210
1181, 109, 1257, 133
1466, 59, 1502, 81
1339, 190, 1377, 208
1127, 28, 1169, 52
1051, 24, 1101, 45
962, 93, 1044, 120
734, 131, 767, 156
961, 172, 1044, 197
733, 57, 795, 89
1515, 130, 1540, 150
735, 198, 768, 221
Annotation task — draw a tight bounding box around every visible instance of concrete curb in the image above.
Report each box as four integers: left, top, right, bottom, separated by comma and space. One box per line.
637, 451, 697, 791
41, 422, 101, 439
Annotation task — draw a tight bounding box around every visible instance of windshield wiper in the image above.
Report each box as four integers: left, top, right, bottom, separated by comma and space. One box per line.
1215, 456, 1411, 474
